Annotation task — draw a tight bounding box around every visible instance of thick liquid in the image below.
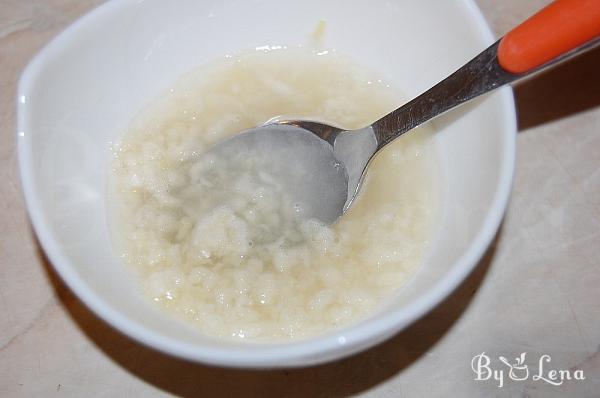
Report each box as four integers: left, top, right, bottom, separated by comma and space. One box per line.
111, 49, 439, 342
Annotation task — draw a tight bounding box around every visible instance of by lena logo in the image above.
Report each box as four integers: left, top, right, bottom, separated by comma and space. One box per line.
471, 352, 585, 388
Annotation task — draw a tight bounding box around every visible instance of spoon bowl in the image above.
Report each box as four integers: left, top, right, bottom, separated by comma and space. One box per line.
206, 124, 349, 224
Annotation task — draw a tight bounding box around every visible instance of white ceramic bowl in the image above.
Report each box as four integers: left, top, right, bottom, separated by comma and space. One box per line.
18, 0, 515, 368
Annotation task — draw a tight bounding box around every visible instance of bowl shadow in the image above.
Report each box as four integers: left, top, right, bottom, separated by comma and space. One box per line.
514, 43, 600, 131
36, 228, 501, 398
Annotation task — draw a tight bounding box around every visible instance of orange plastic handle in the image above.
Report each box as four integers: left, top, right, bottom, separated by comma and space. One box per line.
498, 0, 600, 74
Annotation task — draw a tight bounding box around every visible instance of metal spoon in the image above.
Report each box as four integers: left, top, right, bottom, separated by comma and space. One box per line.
209, 0, 600, 224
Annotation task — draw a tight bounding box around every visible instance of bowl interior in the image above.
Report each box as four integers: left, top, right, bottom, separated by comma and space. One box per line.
18, 0, 514, 367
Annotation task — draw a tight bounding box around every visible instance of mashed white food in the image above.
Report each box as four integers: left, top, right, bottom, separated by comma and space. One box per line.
110, 49, 438, 341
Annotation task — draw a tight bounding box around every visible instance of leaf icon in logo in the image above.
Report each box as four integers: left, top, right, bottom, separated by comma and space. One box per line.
499, 353, 529, 381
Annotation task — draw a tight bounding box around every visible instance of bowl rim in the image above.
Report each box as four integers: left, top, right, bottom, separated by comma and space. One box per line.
17, 0, 516, 368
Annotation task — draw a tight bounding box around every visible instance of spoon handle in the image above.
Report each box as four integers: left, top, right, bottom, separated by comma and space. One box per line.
371, 0, 600, 149
498, 0, 600, 73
